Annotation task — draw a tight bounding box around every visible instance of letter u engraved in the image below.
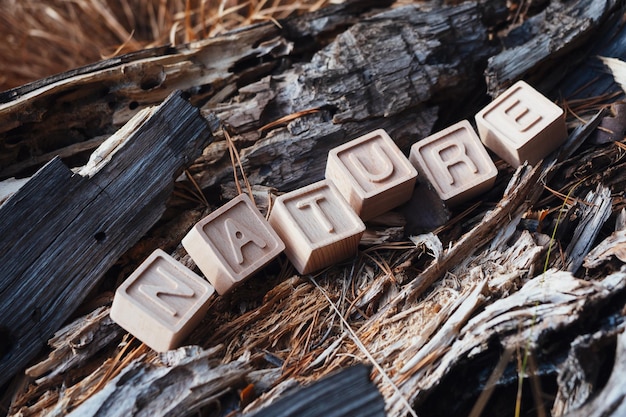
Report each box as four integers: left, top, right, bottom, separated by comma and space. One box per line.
432, 141, 478, 186
224, 217, 267, 265
139, 266, 195, 317
297, 194, 335, 233
348, 143, 394, 183
504, 98, 542, 133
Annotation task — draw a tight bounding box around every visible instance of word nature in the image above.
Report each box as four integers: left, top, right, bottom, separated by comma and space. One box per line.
110, 80, 567, 351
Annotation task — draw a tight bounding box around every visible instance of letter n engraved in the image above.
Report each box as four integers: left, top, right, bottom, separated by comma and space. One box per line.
139, 266, 195, 317
431, 141, 478, 186
504, 98, 542, 133
297, 194, 335, 233
224, 218, 267, 265
348, 142, 394, 183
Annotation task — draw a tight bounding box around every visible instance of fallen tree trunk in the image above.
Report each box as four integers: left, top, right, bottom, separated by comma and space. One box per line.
2, 0, 626, 416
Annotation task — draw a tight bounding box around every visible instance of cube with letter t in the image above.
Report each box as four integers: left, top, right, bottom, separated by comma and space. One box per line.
269, 180, 365, 275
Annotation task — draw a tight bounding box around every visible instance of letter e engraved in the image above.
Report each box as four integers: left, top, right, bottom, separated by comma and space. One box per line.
296, 194, 335, 233
431, 141, 478, 186
348, 142, 394, 183
503, 98, 542, 133
224, 218, 267, 265
139, 266, 195, 317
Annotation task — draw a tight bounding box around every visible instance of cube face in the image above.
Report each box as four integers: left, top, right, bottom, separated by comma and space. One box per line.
182, 194, 285, 295
410, 120, 497, 206
475, 80, 567, 167
326, 129, 417, 220
110, 249, 214, 352
269, 180, 365, 274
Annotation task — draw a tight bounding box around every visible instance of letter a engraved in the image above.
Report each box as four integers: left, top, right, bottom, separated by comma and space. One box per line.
139, 266, 195, 317
297, 194, 335, 233
348, 142, 394, 183
504, 98, 542, 132
224, 218, 267, 265
432, 141, 478, 186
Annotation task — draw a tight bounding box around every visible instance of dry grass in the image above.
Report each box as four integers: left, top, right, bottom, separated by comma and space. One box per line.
0, 0, 332, 92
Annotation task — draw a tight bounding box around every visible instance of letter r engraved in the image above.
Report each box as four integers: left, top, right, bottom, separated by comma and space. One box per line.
224, 218, 267, 265
296, 194, 335, 233
348, 142, 394, 183
503, 98, 542, 133
431, 141, 478, 185
138, 266, 195, 317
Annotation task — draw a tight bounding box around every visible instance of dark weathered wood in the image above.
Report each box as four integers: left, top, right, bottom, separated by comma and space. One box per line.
196, 1, 503, 193
0, 91, 213, 387
485, 0, 619, 96
247, 364, 385, 417
0, 0, 392, 179
64, 346, 252, 417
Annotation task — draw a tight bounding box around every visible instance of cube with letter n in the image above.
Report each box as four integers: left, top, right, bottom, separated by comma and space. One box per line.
110, 249, 214, 352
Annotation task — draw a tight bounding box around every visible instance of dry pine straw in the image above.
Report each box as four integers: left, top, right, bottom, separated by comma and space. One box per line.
0, 0, 332, 92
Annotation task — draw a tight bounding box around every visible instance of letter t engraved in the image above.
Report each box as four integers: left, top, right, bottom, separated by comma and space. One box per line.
348, 142, 394, 183
431, 141, 478, 185
297, 194, 335, 233
139, 266, 195, 317
224, 218, 267, 265
504, 98, 542, 133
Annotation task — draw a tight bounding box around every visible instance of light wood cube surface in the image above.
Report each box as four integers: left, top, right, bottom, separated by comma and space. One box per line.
110, 249, 214, 352
475, 80, 567, 167
326, 129, 417, 220
182, 194, 285, 295
410, 120, 497, 206
269, 180, 365, 274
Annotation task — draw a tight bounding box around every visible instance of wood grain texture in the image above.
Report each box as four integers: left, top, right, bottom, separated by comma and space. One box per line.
248, 364, 385, 417
0, 91, 213, 386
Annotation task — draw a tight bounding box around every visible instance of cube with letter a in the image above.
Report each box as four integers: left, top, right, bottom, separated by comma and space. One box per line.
475, 80, 567, 167
409, 120, 497, 206
110, 249, 215, 352
269, 180, 365, 275
182, 193, 285, 295
326, 129, 417, 220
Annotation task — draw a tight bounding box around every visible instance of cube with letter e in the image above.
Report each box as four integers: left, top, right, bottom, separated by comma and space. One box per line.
475, 80, 567, 167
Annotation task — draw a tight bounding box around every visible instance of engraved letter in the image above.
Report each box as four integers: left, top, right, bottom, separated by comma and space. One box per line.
504, 98, 542, 132
224, 217, 267, 265
348, 143, 394, 183
297, 194, 335, 233
431, 141, 478, 185
139, 266, 195, 316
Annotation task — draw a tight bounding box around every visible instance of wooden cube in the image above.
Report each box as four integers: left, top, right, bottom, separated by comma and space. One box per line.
409, 120, 497, 206
475, 80, 567, 167
110, 249, 214, 352
182, 194, 285, 295
326, 129, 417, 220
269, 180, 365, 274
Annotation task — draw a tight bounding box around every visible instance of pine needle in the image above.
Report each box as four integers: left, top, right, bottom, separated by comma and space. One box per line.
309, 275, 420, 417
